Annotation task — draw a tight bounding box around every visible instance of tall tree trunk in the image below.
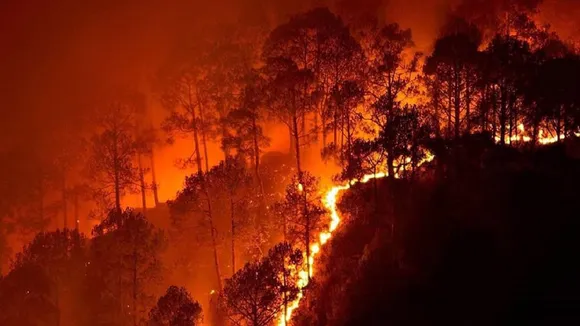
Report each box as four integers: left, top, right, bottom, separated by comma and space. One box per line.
113, 140, 122, 212
62, 175, 67, 229
340, 110, 345, 163
322, 112, 327, 150
447, 81, 453, 139
508, 93, 516, 144
196, 89, 211, 173
206, 193, 222, 291
500, 85, 507, 145
188, 86, 203, 176
149, 149, 159, 206
230, 196, 236, 276
346, 107, 352, 161
292, 114, 303, 176
465, 71, 471, 135
292, 113, 311, 280
113, 131, 121, 212
556, 105, 562, 142
74, 191, 80, 230
532, 112, 540, 149
138, 153, 147, 214
192, 86, 221, 290
482, 86, 488, 132
454, 68, 461, 141
433, 79, 441, 138
387, 143, 395, 180
492, 88, 498, 140
251, 114, 264, 195
333, 102, 338, 146
288, 125, 295, 156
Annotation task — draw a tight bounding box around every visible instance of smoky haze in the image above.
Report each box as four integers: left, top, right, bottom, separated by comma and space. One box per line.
1, 0, 578, 241
1, 0, 580, 324
3, 0, 575, 150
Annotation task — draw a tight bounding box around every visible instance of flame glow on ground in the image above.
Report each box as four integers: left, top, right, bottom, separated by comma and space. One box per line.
278, 130, 575, 325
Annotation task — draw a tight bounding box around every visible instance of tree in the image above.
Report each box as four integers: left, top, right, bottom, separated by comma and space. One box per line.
362, 22, 421, 179
322, 79, 365, 165
263, 7, 364, 149
267, 242, 303, 326
483, 34, 532, 144
86, 209, 165, 326
88, 92, 144, 211
424, 24, 482, 141
274, 172, 326, 280
12, 229, 87, 326
200, 37, 252, 159
221, 71, 270, 192
159, 68, 208, 175
149, 286, 202, 326
221, 243, 303, 326
523, 53, 580, 144
262, 57, 316, 175
208, 157, 253, 275
168, 173, 223, 292
0, 263, 57, 326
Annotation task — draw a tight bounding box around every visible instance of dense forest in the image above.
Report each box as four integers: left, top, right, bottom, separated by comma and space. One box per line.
1, 0, 580, 325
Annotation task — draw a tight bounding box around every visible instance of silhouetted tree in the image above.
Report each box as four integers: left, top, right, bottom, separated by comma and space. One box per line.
222, 71, 270, 192
267, 242, 303, 326
12, 229, 87, 326
483, 34, 532, 144
168, 173, 223, 292
262, 57, 316, 176
88, 93, 144, 211
149, 286, 202, 326
87, 209, 165, 326
362, 22, 421, 178
274, 172, 326, 280
221, 243, 302, 326
208, 157, 253, 275
0, 264, 57, 326
425, 25, 482, 141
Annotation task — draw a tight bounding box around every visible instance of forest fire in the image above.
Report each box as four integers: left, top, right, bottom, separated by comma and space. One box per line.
278, 123, 578, 323
2, 1, 580, 325
278, 152, 436, 325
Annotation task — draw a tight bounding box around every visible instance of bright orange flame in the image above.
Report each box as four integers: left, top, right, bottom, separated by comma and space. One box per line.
277, 151, 435, 325
493, 124, 579, 145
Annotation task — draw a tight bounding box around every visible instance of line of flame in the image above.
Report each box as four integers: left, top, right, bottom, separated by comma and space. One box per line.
277, 152, 435, 326
278, 127, 577, 325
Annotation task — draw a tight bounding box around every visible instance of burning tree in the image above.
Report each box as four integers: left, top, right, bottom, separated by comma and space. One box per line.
262, 56, 316, 174
87, 92, 145, 211
274, 171, 326, 280
207, 156, 253, 275
0, 263, 57, 326
149, 286, 202, 326
363, 22, 421, 179
267, 242, 304, 326
222, 70, 271, 192
221, 243, 303, 326
11, 229, 87, 326
262, 8, 364, 149
168, 172, 223, 292
86, 209, 165, 326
